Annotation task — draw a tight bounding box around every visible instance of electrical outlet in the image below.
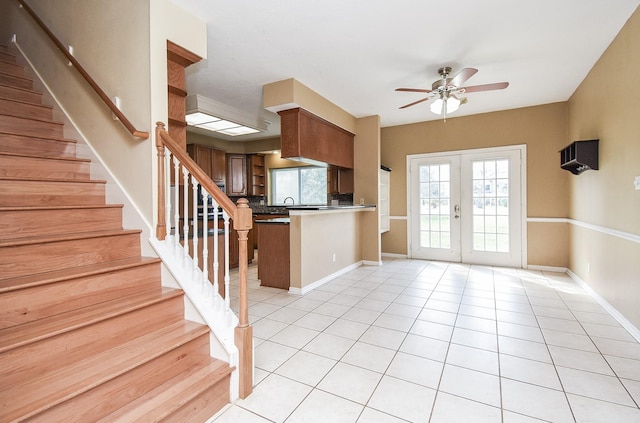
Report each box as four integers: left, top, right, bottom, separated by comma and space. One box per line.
332, 253, 336, 262
587, 262, 591, 273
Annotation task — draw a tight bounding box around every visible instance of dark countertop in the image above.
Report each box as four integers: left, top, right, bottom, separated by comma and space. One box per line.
253, 217, 290, 225
285, 204, 376, 211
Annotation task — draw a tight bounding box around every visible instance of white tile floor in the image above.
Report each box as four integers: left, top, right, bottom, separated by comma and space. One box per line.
211, 258, 640, 422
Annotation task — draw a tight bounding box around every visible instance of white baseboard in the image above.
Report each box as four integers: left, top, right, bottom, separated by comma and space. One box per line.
381, 252, 409, 259
567, 270, 640, 343
362, 260, 383, 266
527, 264, 568, 273
289, 261, 363, 295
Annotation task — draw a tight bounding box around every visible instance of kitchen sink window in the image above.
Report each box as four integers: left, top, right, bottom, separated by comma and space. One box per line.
271, 166, 327, 205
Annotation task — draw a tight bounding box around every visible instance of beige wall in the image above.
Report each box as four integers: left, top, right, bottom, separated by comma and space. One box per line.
567, 7, 640, 328
289, 211, 367, 291
3, 0, 154, 223
355, 115, 382, 263
381, 102, 571, 266
1, 0, 206, 231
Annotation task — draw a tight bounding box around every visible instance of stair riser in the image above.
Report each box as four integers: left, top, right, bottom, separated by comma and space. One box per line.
163, 375, 231, 423
0, 72, 32, 90
0, 133, 76, 157
0, 262, 160, 329
18, 332, 211, 423
0, 114, 63, 138
0, 61, 25, 78
0, 232, 140, 279
1, 292, 186, 386
0, 84, 43, 104
0, 179, 105, 207
0, 97, 52, 120
0, 52, 17, 63
0, 206, 122, 241
0, 154, 89, 180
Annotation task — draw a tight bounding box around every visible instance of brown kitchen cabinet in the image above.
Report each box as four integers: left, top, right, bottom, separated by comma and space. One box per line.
226, 154, 247, 196
247, 154, 265, 196
328, 166, 354, 194
186, 144, 226, 185
278, 107, 354, 168
255, 219, 290, 290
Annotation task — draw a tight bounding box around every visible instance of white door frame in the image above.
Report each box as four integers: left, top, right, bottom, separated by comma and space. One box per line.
406, 145, 528, 268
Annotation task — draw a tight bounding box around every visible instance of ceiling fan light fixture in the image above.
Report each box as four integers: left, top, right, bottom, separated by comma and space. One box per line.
446, 96, 461, 113
430, 97, 444, 114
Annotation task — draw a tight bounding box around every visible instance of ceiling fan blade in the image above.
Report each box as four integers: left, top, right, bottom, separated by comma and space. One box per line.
399, 96, 432, 109
460, 82, 509, 93
395, 87, 432, 93
446, 67, 478, 88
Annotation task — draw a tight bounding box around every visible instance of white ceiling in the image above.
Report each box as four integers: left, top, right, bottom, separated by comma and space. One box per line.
172, 0, 639, 142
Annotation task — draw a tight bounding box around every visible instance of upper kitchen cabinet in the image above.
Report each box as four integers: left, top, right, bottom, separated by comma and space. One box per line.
278, 108, 354, 169
328, 166, 354, 194
226, 154, 247, 196
247, 154, 266, 196
186, 144, 226, 185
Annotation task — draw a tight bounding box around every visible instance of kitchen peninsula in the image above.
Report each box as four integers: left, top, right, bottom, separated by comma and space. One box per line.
286, 205, 376, 294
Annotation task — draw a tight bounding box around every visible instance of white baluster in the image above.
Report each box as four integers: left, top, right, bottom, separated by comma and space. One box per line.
223, 211, 231, 312
182, 166, 190, 268
191, 175, 199, 278
164, 147, 172, 239
212, 201, 220, 298
201, 188, 210, 286
172, 155, 180, 255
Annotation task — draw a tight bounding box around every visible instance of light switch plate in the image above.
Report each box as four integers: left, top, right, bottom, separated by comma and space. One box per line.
634, 176, 640, 191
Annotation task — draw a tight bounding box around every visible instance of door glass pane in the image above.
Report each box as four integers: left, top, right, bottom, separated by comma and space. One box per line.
419, 164, 451, 249
472, 159, 509, 252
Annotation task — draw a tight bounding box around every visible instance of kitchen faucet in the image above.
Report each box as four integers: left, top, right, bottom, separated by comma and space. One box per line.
283, 196, 295, 205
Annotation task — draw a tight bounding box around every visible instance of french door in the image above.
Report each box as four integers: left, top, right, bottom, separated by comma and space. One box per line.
408, 146, 525, 267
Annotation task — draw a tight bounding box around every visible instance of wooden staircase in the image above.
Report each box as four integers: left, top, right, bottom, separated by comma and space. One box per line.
0, 45, 233, 422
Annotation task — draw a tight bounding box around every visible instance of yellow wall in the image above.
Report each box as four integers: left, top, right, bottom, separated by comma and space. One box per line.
381, 102, 571, 267
567, 7, 640, 328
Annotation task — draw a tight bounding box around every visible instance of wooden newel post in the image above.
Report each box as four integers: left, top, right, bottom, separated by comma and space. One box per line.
155, 122, 167, 240
234, 198, 253, 398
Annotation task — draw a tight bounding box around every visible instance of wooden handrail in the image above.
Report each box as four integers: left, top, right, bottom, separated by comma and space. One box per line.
17, 0, 149, 139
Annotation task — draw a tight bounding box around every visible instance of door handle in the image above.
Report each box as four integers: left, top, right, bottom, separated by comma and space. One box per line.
454, 204, 460, 219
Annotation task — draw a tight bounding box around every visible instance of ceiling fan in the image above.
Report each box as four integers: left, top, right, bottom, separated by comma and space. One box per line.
396, 67, 509, 119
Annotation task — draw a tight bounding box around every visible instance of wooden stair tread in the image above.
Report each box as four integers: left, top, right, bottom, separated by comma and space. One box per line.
1, 320, 210, 421
0, 150, 91, 163
0, 82, 38, 95
0, 175, 106, 183
0, 228, 141, 248
0, 129, 77, 144
0, 255, 158, 292
0, 204, 124, 212
0, 95, 53, 109
0, 287, 180, 353
0, 110, 59, 123
99, 360, 234, 422
0, 70, 32, 82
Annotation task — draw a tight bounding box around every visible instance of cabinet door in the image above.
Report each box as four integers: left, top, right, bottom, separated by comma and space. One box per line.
226, 154, 247, 196
328, 166, 354, 194
187, 144, 213, 178
211, 149, 226, 184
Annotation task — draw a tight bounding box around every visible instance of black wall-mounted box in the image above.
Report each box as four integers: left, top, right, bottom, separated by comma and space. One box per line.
560, 139, 599, 175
